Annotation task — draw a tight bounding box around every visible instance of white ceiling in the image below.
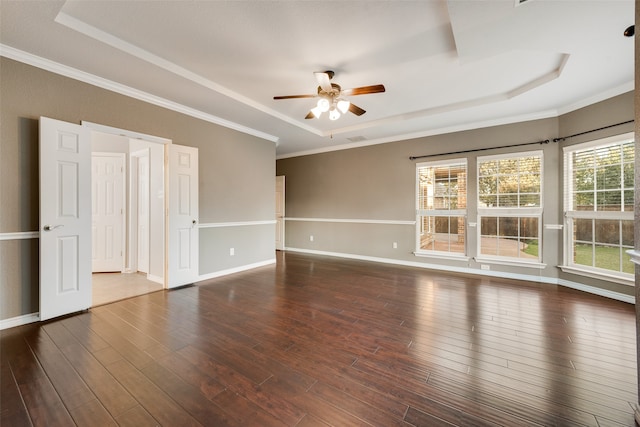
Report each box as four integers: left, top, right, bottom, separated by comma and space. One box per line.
0, 0, 634, 158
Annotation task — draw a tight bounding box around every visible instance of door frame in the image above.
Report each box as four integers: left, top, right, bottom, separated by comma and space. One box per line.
83, 121, 171, 288
129, 148, 150, 275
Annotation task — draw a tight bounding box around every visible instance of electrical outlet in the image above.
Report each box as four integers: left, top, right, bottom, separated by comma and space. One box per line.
393, 242, 398, 249
310, 235, 314, 242
480, 264, 490, 270
230, 248, 235, 256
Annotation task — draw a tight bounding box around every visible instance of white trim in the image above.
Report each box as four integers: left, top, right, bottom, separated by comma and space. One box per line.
474, 257, 547, 269
566, 210, 633, 220
556, 81, 634, 117
0, 313, 40, 331
559, 264, 634, 286
562, 131, 634, 153
477, 149, 544, 163
285, 218, 416, 225
414, 252, 470, 262
84, 122, 171, 145
199, 220, 277, 228
285, 247, 634, 303
0, 44, 278, 143
0, 231, 40, 241
198, 258, 276, 281
416, 157, 468, 169
53, 12, 312, 140
627, 250, 640, 266
557, 278, 634, 304
544, 224, 563, 230
276, 109, 559, 160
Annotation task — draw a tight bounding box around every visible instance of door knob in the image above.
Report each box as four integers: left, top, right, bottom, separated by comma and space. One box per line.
43, 224, 64, 231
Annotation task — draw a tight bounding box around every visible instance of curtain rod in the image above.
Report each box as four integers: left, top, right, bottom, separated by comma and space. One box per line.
408, 119, 634, 161
409, 139, 550, 161
552, 119, 634, 142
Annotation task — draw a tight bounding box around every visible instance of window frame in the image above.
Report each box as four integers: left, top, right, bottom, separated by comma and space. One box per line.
561, 132, 634, 285
475, 150, 544, 266
415, 158, 468, 259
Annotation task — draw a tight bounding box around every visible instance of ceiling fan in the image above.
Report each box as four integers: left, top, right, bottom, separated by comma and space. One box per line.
273, 71, 385, 120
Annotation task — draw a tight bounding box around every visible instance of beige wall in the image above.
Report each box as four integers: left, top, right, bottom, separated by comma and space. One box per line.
0, 57, 276, 321
277, 92, 634, 298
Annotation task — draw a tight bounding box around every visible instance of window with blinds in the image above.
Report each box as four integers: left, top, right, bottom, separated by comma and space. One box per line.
416, 159, 467, 255
563, 134, 634, 279
477, 151, 543, 262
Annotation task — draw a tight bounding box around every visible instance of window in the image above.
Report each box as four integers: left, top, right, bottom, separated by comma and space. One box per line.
563, 133, 634, 281
477, 151, 543, 263
416, 159, 467, 256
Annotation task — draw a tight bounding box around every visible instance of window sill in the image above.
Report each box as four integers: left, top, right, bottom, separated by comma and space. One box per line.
559, 265, 634, 286
474, 257, 546, 269
414, 251, 469, 262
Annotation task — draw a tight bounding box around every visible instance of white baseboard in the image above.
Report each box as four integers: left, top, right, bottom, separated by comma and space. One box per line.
285, 247, 635, 304
557, 279, 635, 304
0, 312, 40, 331
198, 258, 276, 282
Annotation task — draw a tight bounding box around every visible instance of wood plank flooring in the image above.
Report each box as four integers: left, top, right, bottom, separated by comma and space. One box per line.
2, 252, 637, 426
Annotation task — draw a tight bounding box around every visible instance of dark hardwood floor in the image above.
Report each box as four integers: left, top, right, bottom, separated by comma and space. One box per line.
2, 252, 637, 426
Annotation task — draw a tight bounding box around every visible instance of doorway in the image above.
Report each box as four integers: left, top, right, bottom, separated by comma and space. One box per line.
89, 130, 164, 306
40, 117, 200, 320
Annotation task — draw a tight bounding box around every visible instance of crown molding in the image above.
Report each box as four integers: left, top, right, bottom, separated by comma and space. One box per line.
0, 44, 279, 143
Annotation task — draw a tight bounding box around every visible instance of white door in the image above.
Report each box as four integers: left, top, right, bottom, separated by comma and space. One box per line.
40, 117, 92, 321
91, 153, 125, 272
275, 176, 285, 250
167, 144, 199, 288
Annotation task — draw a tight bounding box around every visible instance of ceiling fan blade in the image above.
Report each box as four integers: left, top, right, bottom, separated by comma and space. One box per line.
342, 84, 386, 96
274, 94, 316, 100
314, 71, 333, 93
304, 111, 315, 119
349, 103, 366, 116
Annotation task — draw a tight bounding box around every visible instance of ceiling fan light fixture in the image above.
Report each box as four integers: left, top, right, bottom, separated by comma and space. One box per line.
310, 106, 323, 118
317, 98, 330, 112
329, 108, 340, 121
337, 99, 350, 114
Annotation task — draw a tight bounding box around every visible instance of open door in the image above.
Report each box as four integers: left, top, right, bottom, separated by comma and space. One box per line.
167, 144, 199, 288
40, 117, 92, 321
